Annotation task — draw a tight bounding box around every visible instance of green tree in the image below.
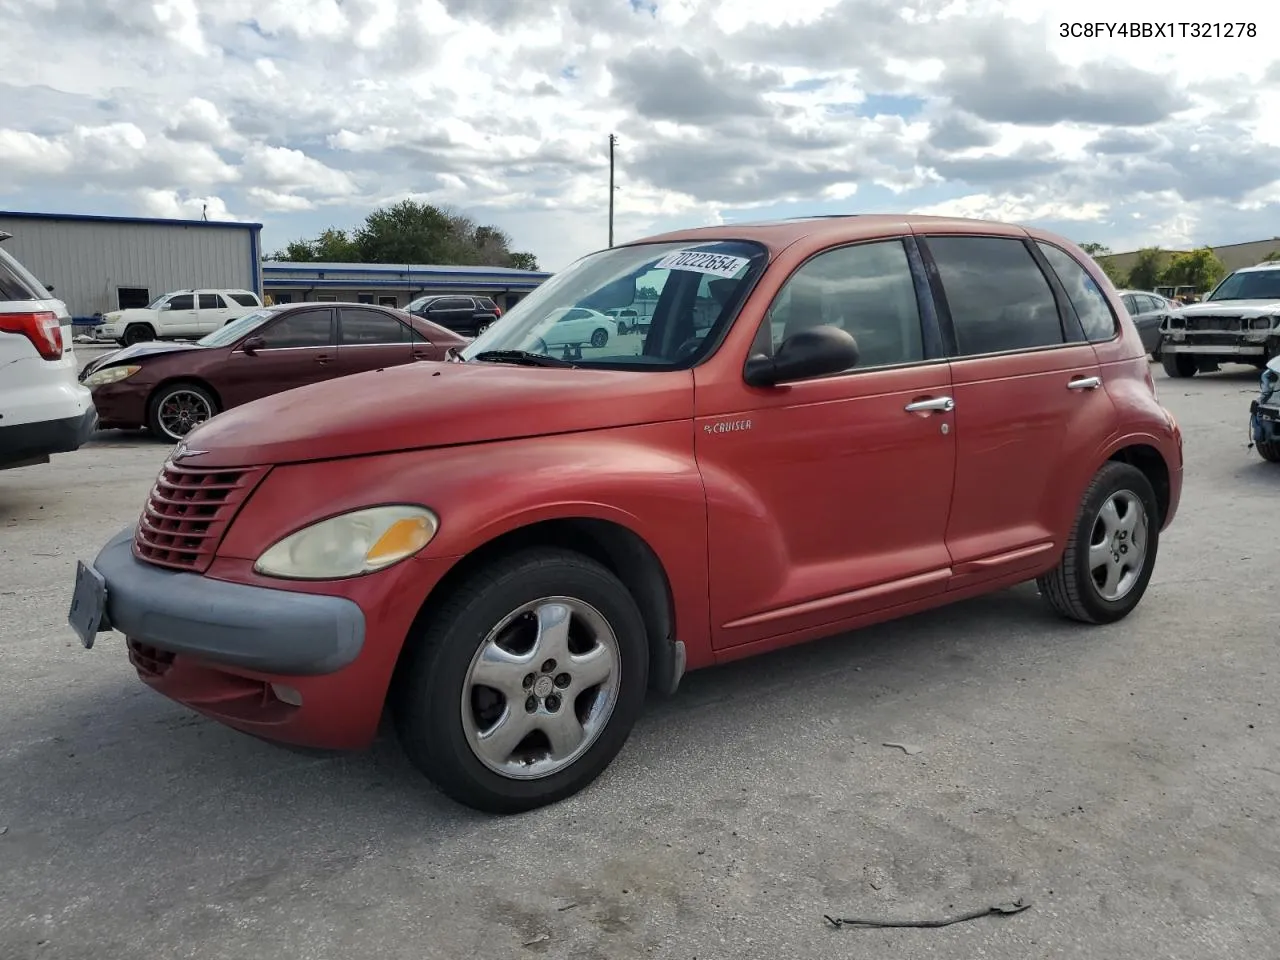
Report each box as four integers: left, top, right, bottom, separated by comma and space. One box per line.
1161, 246, 1225, 292
508, 251, 541, 271
1262, 250, 1280, 263
1127, 247, 1169, 291
1078, 242, 1111, 257
1099, 259, 1130, 288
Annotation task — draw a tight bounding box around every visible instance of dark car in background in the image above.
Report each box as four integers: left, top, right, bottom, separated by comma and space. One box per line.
1118, 289, 1177, 358
406, 295, 501, 337
78, 302, 467, 441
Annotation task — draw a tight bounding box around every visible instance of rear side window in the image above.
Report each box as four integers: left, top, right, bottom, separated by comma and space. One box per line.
199, 293, 226, 309
0, 254, 38, 301
926, 236, 1063, 356
228, 292, 259, 307
1037, 242, 1117, 342
476, 297, 497, 310
339, 308, 410, 344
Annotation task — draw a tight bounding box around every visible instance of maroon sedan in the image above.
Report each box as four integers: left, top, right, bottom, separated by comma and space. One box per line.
79, 302, 468, 441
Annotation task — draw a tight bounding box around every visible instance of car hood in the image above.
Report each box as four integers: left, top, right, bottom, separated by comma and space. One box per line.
79, 340, 204, 379
182, 361, 695, 467
1177, 299, 1280, 317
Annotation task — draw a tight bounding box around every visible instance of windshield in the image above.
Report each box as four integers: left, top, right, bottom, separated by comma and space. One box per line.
196, 308, 275, 347
1207, 269, 1280, 302
146, 295, 170, 309
406, 296, 435, 313
460, 240, 768, 369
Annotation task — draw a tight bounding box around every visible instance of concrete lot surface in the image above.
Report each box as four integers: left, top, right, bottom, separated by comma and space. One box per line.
1, 362, 1277, 959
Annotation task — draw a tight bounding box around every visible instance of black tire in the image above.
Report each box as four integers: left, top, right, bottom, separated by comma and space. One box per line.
147, 381, 219, 443
1257, 440, 1280, 463
1037, 461, 1160, 625
1161, 352, 1197, 378
122, 323, 155, 346
590, 328, 609, 348
475, 322, 491, 336
393, 548, 649, 813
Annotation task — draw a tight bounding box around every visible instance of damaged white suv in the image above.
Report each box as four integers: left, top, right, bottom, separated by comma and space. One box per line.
1160, 262, 1280, 378
0, 232, 96, 470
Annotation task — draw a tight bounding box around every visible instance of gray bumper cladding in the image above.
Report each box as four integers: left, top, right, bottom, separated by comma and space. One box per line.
93, 526, 366, 676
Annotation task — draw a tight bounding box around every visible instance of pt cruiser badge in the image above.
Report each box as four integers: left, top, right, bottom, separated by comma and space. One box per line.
704, 419, 753, 434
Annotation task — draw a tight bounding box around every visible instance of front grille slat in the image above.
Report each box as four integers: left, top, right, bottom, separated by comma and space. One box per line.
133, 462, 267, 572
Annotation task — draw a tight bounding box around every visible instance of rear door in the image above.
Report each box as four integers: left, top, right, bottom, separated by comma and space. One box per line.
918, 232, 1113, 589
217, 307, 336, 406
426, 297, 476, 333
335, 306, 415, 377
197, 293, 230, 334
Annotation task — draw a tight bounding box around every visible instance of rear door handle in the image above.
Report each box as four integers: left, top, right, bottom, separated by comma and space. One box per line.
1068, 376, 1102, 390
315, 353, 333, 365
904, 396, 955, 413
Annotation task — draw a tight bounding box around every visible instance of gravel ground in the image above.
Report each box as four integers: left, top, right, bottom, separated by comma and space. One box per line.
1, 359, 1277, 960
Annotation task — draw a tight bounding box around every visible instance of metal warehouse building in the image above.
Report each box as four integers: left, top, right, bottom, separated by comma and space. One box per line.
262, 261, 552, 312
0, 211, 262, 326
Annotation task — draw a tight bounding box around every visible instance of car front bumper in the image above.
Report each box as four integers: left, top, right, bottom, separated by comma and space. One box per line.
1250, 400, 1280, 445
87, 381, 151, 430
1162, 342, 1265, 356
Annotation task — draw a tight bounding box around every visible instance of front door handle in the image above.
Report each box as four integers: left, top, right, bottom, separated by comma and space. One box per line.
315, 353, 333, 365
904, 396, 955, 413
1068, 376, 1101, 390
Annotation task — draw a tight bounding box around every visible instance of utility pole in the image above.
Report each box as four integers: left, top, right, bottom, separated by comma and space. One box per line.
608, 133, 617, 248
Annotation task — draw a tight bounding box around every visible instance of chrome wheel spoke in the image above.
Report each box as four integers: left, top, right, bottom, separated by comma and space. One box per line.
1088, 540, 1112, 572
532, 602, 573, 663
474, 708, 535, 767
543, 710, 586, 760
569, 645, 613, 690
470, 644, 531, 698
1097, 498, 1121, 536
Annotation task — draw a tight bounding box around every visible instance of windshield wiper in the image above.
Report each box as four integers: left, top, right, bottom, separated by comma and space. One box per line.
472, 350, 577, 368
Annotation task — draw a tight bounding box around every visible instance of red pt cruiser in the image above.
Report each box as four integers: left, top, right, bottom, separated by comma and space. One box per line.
69, 216, 1183, 813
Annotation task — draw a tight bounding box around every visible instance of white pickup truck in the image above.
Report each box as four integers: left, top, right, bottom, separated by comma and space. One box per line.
94, 288, 263, 345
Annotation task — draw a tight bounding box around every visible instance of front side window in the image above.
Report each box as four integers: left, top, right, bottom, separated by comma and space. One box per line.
758, 239, 925, 370
1037, 242, 1116, 342
196, 309, 275, 347
257, 308, 333, 348
926, 236, 1063, 356
339, 308, 409, 344
1207, 269, 1280, 302
461, 239, 768, 369
166, 294, 194, 311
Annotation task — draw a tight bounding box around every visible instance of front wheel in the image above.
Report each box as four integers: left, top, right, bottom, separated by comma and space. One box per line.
393, 548, 649, 813
1161, 352, 1197, 378
147, 382, 218, 442
590, 328, 609, 348
122, 323, 155, 347
1037, 461, 1159, 624
1257, 439, 1280, 462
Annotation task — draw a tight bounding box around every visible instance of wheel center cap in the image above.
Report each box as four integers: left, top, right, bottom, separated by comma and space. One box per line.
533, 675, 555, 698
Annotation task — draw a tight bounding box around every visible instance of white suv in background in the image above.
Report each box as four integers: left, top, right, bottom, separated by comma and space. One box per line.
0, 234, 96, 471
95, 288, 264, 345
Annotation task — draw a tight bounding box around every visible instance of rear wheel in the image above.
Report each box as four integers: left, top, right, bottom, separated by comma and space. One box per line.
1161, 352, 1197, 378
122, 323, 155, 346
1037, 461, 1159, 624
475, 321, 491, 336
147, 382, 218, 443
393, 548, 649, 813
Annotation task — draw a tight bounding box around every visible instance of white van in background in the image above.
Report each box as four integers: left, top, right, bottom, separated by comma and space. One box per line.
94, 288, 264, 345
0, 233, 96, 471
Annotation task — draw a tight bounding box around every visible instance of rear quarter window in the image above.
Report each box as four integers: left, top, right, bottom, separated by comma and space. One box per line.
228, 292, 260, 307
1036, 242, 1118, 342
0, 252, 39, 301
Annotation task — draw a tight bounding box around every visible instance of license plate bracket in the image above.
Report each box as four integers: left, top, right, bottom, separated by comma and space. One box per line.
68, 560, 110, 649
1259, 405, 1280, 423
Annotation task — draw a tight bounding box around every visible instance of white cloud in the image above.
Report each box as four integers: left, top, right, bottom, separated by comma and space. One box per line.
138, 190, 236, 221
0, 0, 1278, 270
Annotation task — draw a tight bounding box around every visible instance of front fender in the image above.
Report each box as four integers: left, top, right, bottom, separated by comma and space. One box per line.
218, 421, 713, 660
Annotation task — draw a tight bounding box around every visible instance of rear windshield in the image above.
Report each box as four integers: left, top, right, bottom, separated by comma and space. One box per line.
0, 249, 43, 301
1207, 269, 1280, 302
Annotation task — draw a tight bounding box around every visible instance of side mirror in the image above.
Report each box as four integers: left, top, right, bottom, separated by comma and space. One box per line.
43, 282, 54, 292
241, 335, 266, 355
744, 325, 859, 387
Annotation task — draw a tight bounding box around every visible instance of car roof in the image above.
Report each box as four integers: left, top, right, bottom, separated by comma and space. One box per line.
628, 213, 1061, 257
1233, 262, 1280, 274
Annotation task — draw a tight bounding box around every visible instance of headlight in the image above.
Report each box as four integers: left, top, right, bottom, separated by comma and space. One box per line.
83, 364, 140, 386
253, 504, 439, 580
1253, 317, 1274, 330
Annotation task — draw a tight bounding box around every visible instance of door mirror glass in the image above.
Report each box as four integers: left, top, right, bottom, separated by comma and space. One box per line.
241, 335, 266, 355
744, 325, 860, 387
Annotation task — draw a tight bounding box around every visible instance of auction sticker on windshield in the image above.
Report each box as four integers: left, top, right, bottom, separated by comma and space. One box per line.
653, 250, 750, 278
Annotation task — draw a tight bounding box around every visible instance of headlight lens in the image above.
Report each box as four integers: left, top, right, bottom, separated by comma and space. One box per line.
83, 364, 140, 386
253, 505, 439, 579
1253, 317, 1274, 330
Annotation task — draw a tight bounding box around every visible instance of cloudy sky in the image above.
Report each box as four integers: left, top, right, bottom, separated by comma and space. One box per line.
1, 0, 1278, 270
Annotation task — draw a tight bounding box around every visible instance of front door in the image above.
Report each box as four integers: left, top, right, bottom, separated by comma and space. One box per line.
335, 306, 416, 377
160, 293, 199, 336
918, 234, 1113, 589
218, 306, 337, 407
697, 237, 957, 650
